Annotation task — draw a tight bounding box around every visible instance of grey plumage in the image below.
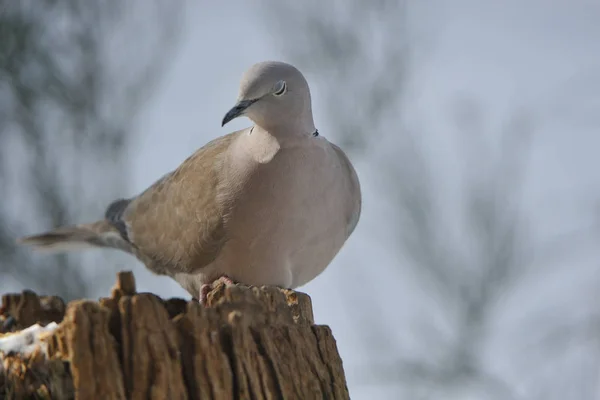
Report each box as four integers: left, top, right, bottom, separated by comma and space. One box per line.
105, 198, 132, 242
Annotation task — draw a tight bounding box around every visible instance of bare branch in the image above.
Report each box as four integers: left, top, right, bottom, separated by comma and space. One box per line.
0, 0, 185, 300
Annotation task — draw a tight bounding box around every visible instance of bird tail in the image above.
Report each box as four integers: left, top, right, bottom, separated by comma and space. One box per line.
17, 221, 132, 253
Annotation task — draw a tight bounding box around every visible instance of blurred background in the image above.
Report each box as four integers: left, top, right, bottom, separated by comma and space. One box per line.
1, 1, 599, 399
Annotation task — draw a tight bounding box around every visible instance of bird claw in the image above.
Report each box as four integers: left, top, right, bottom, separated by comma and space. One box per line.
199, 275, 237, 305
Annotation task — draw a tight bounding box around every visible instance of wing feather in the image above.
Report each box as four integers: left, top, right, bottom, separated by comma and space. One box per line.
122, 131, 242, 274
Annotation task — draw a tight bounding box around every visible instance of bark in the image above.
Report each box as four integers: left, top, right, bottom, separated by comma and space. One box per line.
0, 272, 349, 400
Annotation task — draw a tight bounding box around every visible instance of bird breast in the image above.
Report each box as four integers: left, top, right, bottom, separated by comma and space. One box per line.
216, 135, 349, 288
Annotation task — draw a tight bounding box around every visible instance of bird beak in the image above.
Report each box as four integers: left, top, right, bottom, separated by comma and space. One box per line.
221, 99, 257, 127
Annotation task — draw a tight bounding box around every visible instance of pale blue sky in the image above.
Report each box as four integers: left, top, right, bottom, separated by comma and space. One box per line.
97, 1, 600, 398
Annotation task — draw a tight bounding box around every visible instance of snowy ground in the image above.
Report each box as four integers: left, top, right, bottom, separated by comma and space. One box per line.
0, 322, 59, 370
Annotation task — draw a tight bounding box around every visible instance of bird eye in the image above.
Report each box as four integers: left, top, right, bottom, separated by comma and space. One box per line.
273, 81, 287, 96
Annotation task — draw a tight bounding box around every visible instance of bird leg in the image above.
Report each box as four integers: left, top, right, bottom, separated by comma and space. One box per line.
199, 275, 237, 305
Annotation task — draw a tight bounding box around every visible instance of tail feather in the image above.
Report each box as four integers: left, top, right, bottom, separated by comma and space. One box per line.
17, 221, 132, 253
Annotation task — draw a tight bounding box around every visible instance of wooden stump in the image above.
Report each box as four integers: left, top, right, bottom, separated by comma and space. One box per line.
0, 272, 350, 400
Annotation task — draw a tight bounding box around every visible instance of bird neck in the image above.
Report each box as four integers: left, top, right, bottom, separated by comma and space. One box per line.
251, 121, 316, 148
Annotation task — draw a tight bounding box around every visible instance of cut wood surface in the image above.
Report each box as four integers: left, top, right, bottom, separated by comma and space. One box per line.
0, 272, 349, 400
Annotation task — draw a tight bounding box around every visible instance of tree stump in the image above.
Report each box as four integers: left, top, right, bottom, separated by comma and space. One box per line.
0, 272, 350, 400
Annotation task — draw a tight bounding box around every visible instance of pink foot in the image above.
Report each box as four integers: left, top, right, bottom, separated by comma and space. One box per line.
199, 275, 236, 305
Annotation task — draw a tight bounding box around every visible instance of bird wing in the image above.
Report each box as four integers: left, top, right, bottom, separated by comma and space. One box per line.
330, 143, 362, 237
110, 130, 242, 274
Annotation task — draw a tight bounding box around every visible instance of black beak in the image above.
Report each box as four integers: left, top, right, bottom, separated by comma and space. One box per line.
221, 99, 257, 127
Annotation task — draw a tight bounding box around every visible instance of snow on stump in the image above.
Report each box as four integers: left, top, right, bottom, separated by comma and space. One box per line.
0, 271, 349, 400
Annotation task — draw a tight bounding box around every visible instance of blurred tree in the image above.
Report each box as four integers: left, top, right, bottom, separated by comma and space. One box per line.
0, 1, 184, 299
263, 0, 411, 157
264, 1, 598, 399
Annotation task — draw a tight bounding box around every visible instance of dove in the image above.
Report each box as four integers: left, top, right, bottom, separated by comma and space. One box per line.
17, 61, 362, 303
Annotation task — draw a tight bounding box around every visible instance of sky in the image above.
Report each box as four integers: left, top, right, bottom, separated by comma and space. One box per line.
4, 1, 599, 399
118, 1, 600, 398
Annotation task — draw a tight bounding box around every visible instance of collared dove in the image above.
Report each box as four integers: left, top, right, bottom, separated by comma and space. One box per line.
17, 61, 362, 303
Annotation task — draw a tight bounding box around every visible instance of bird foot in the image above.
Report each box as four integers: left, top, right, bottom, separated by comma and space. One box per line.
199, 275, 237, 305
